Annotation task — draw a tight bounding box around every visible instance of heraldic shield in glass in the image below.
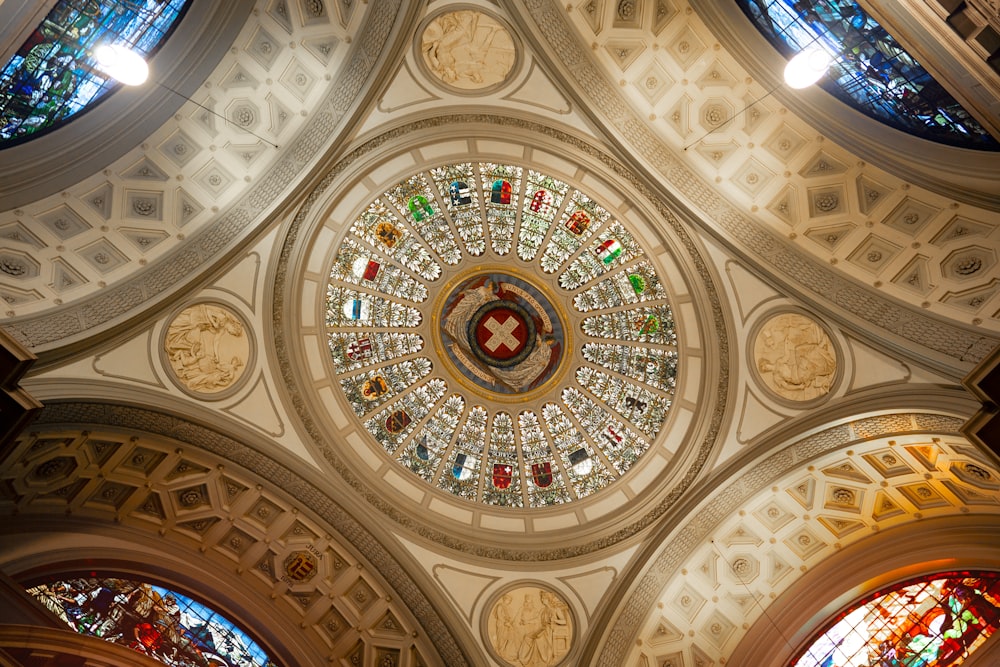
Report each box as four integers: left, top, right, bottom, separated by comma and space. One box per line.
790, 571, 1000, 667
327, 162, 679, 508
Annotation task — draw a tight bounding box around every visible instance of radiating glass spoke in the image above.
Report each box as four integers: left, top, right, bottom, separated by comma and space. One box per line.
480, 163, 523, 255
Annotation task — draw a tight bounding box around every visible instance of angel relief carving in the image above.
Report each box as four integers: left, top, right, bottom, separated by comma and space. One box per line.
165, 303, 250, 394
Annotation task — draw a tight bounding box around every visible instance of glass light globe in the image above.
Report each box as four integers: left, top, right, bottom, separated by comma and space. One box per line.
784, 46, 832, 89
93, 44, 149, 86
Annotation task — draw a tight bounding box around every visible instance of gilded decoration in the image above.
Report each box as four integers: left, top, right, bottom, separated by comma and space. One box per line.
753, 312, 838, 402
164, 303, 251, 395
486, 586, 573, 667
420, 10, 516, 90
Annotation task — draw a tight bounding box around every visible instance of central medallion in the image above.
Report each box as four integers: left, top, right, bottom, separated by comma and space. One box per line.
440, 271, 565, 395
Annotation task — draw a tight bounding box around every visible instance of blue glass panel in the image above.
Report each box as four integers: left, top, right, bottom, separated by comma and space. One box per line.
790, 571, 1000, 667
27, 577, 277, 667
0, 0, 191, 146
735, 0, 998, 150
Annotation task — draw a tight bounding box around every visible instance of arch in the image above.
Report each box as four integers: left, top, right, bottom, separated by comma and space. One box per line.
729, 514, 1000, 666
0, 411, 473, 666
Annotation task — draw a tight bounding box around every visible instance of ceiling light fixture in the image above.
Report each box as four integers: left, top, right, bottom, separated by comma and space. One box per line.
93, 44, 149, 86
783, 46, 833, 89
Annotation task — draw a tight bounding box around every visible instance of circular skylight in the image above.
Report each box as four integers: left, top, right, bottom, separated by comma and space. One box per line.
326, 163, 678, 508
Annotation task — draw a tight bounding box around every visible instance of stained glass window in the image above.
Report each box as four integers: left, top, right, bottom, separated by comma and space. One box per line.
326, 162, 679, 508
27, 576, 277, 667
790, 571, 1000, 667
0, 0, 190, 146
735, 0, 999, 150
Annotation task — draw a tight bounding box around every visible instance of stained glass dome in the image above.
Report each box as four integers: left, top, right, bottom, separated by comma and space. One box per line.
735, 0, 999, 151
28, 577, 276, 667
791, 571, 1000, 667
326, 163, 678, 508
0, 0, 191, 146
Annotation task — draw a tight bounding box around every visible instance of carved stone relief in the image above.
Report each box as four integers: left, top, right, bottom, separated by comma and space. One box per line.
420, 10, 517, 90
753, 312, 838, 402
485, 585, 573, 667
164, 303, 251, 396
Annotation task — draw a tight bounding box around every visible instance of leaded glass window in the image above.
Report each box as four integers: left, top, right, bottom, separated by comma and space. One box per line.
326, 162, 679, 508
791, 571, 1000, 667
27, 576, 277, 667
0, 0, 190, 145
735, 0, 998, 150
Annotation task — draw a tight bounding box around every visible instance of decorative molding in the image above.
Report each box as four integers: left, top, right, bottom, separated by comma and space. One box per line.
23, 402, 473, 667
593, 412, 970, 666
271, 115, 730, 558
1, 0, 405, 351
511, 0, 999, 374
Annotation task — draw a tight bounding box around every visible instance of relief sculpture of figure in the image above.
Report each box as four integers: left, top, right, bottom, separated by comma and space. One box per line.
165, 303, 249, 393
491, 594, 518, 662
754, 313, 837, 402
488, 587, 572, 667
421, 10, 516, 89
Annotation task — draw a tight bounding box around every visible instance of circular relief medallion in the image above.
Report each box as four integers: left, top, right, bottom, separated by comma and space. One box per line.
163, 302, 251, 396
324, 162, 679, 508
485, 585, 574, 666
753, 312, 838, 402
419, 10, 517, 90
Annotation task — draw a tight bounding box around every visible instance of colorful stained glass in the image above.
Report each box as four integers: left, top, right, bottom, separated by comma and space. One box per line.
431, 163, 486, 256
27, 577, 274, 667
541, 402, 614, 498
518, 411, 571, 505
351, 202, 441, 281
364, 378, 447, 453
790, 571, 1000, 667
518, 171, 571, 261
735, 0, 998, 150
325, 286, 421, 328
340, 358, 433, 416
480, 163, 522, 255
482, 412, 523, 507
439, 405, 487, 499
540, 192, 610, 274
581, 343, 678, 392
327, 332, 423, 374
573, 260, 666, 312
0, 1, 191, 145
561, 387, 649, 473
326, 162, 679, 507
400, 395, 464, 481
384, 174, 462, 265
330, 238, 428, 302
580, 306, 677, 344
559, 222, 643, 290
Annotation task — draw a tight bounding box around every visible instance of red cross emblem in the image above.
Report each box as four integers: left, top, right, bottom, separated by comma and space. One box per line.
474, 307, 528, 361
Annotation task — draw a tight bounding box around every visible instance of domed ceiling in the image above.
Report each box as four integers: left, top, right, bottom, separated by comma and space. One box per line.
325, 161, 678, 507
1, 1, 999, 667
